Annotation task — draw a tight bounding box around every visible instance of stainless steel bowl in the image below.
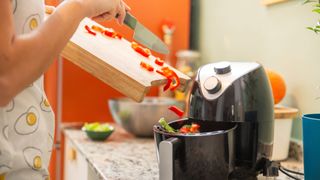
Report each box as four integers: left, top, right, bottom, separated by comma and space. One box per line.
108, 97, 185, 137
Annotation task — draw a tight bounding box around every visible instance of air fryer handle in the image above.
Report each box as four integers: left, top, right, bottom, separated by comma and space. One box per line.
159, 137, 180, 180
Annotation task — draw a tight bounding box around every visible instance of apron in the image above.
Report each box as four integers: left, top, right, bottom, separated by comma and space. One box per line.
0, 0, 55, 179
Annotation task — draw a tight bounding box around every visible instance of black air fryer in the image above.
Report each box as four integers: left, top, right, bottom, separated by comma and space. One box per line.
154, 61, 277, 180
189, 61, 276, 178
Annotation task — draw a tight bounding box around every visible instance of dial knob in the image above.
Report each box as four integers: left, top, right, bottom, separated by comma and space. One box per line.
214, 62, 231, 74
204, 76, 221, 94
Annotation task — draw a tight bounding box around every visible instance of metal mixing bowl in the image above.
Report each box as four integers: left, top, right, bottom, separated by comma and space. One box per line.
108, 97, 185, 137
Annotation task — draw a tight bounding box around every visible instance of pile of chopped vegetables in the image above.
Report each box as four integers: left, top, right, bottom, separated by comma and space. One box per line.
87, 25, 123, 39
84, 24, 182, 93
159, 118, 200, 134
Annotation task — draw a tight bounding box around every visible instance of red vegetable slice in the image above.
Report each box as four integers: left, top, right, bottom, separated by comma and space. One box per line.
168, 70, 180, 91
158, 67, 181, 91
91, 25, 104, 33
140, 61, 154, 72
131, 42, 151, 58
168, 106, 184, 117
191, 123, 200, 129
163, 79, 172, 91
156, 69, 165, 76
90, 25, 122, 39
85, 25, 96, 36
155, 58, 164, 66
190, 123, 200, 133
179, 126, 189, 133
178, 123, 200, 134
104, 29, 115, 37
156, 67, 181, 91
114, 33, 123, 39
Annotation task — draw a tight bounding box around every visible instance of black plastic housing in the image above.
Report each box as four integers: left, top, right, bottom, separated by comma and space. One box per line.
188, 62, 274, 178
154, 119, 237, 180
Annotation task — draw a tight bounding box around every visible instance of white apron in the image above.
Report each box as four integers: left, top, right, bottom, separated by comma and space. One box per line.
0, 0, 55, 179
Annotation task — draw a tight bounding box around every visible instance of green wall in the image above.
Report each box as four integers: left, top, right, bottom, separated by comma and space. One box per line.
196, 0, 320, 141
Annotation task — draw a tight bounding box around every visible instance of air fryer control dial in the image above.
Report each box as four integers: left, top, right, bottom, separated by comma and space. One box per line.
214, 62, 231, 74
204, 76, 221, 94
198, 62, 260, 100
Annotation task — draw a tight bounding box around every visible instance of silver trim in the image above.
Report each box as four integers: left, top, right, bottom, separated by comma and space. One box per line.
199, 62, 261, 100
159, 138, 180, 180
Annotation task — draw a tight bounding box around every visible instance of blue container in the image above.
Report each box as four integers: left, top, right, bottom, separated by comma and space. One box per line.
302, 113, 320, 180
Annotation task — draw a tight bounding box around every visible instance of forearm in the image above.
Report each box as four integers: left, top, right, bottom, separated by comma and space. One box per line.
0, 1, 87, 105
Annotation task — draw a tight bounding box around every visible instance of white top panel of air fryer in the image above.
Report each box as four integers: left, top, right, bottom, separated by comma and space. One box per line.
198, 61, 261, 100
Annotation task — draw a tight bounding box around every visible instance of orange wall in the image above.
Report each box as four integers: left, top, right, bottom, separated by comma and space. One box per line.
62, 0, 191, 122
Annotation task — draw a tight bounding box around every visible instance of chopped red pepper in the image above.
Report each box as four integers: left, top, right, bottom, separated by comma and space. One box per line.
156, 67, 181, 91
140, 61, 154, 72
179, 126, 190, 133
114, 33, 123, 39
155, 58, 164, 66
156, 69, 166, 76
85, 25, 96, 36
159, 67, 180, 91
168, 71, 180, 91
163, 79, 172, 91
104, 29, 115, 37
190, 123, 200, 133
101, 29, 119, 39
156, 68, 173, 92
178, 123, 200, 133
168, 106, 184, 117
161, 67, 175, 78
91, 25, 105, 33
131, 42, 151, 58
191, 123, 200, 129
88, 25, 122, 39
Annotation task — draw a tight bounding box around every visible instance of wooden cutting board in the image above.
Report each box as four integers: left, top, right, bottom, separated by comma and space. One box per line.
60, 18, 190, 102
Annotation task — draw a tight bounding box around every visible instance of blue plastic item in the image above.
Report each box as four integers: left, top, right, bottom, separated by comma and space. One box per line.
302, 113, 320, 180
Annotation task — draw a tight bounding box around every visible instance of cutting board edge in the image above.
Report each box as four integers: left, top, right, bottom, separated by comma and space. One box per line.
61, 41, 149, 102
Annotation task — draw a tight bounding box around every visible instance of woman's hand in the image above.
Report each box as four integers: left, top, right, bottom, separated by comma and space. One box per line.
77, 0, 130, 24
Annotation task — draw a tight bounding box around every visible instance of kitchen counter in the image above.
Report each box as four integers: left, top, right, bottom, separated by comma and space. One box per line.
63, 124, 303, 180
63, 125, 158, 180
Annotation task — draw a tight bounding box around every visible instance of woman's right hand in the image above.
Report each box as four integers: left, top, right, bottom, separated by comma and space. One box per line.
76, 0, 130, 24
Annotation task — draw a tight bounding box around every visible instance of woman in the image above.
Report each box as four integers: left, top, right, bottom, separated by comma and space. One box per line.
0, 0, 129, 179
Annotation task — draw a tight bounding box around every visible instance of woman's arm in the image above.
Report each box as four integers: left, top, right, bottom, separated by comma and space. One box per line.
0, 0, 127, 106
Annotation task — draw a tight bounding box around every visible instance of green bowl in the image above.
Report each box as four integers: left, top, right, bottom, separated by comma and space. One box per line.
83, 127, 115, 141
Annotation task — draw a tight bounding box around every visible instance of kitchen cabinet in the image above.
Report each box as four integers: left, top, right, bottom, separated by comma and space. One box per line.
64, 136, 101, 180
64, 138, 88, 180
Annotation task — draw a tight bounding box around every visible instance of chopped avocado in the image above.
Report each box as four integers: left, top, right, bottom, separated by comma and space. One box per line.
159, 118, 176, 133
83, 122, 113, 132
84, 122, 100, 131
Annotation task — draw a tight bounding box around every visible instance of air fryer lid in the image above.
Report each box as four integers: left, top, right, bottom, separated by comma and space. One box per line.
196, 62, 260, 101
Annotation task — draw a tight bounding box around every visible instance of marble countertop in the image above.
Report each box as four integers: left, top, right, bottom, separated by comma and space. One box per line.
64, 125, 159, 180
64, 124, 304, 180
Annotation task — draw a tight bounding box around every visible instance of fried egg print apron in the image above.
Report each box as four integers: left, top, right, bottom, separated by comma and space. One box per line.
0, 0, 55, 179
